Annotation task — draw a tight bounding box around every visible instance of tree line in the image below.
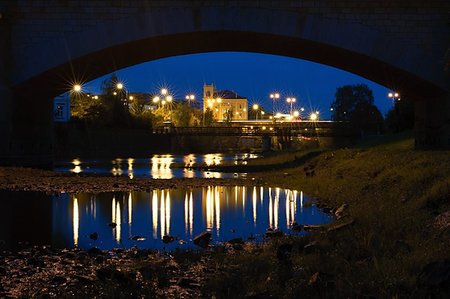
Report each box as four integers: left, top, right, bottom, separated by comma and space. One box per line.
71, 74, 414, 134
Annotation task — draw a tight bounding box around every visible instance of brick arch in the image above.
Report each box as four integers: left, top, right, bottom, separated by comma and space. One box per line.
1, 1, 449, 165
14, 30, 446, 101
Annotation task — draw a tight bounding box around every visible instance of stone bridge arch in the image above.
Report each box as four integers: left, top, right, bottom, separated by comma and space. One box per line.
0, 1, 448, 165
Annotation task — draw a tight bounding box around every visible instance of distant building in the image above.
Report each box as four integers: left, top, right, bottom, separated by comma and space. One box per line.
203, 84, 248, 121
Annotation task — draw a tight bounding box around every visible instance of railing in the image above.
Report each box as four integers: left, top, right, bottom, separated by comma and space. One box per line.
153, 121, 356, 137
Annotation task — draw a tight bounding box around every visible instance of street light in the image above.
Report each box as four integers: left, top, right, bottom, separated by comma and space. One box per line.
185, 94, 195, 107
388, 91, 401, 108
270, 93, 280, 117
286, 97, 296, 115
310, 111, 319, 121
73, 84, 82, 92
252, 104, 259, 120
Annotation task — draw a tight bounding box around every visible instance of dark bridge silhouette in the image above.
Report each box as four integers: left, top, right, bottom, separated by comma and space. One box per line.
0, 1, 448, 165
154, 121, 355, 138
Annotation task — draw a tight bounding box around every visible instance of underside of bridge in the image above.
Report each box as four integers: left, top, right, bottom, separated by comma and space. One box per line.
0, 2, 449, 165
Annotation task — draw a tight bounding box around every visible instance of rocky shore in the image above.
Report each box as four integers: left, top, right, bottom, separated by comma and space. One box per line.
0, 167, 260, 193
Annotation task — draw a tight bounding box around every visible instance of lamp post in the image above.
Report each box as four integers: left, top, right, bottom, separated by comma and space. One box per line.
286, 97, 296, 115
269, 93, 280, 118
185, 94, 195, 107
388, 92, 400, 108
252, 104, 259, 120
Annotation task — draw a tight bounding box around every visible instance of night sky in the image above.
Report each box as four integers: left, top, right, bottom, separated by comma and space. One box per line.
84, 52, 392, 120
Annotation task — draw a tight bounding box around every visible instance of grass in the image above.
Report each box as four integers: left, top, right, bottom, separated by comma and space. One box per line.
201, 132, 450, 298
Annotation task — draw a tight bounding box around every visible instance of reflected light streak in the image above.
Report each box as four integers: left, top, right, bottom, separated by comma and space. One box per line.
165, 191, 171, 237
128, 192, 132, 224
160, 190, 165, 238
112, 196, 116, 224
184, 192, 189, 234
206, 187, 213, 229
252, 187, 257, 225
215, 187, 220, 234
300, 191, 304, 210
204, 154, 223, 166
275, 188, 280, 229
71, 166, 82, 174
151, 155, 174, 179
152, 191, 158, 238
260, 186, 264, 204
116, 201, 121, 243
242, 186, 246, 211
184, 154, 196, 167
269, 188, 273, 229
189, 191, 193, 236
73, 197, 79, 247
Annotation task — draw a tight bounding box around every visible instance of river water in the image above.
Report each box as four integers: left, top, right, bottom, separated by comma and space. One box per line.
0, 186, 333, 251
54, 153, 259, 179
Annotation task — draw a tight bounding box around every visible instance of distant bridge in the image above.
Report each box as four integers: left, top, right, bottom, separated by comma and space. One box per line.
153, 120, 356, 138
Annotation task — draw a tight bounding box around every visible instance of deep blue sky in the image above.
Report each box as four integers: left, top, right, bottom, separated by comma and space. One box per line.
84, 52, 392, 119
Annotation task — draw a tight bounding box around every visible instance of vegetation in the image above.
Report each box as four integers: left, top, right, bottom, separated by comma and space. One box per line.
331, 84, 384, 135
385, 98, 415, 133
201, 133, 450, 298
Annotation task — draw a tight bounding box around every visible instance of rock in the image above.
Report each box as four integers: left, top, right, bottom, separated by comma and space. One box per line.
89, 232, 98, 240
87, 247, 103, 256
327, 219, 355, 232
292, 222, 302, 231
227, 238, 244, 245
303, 225, 324, 232
308, 272, 320, 285
51, 275, 67, 284
433, 210, 450, 230
303, 241, 319, 254
0, 266, 6, 275
112, 183, 119, 188
334, 203, 348, 218
177, 277, 198, 288
129, 235, 146, 241
193, 231, 211, 248
265, 228, 284, 238
162, 235, 176, 244
276, 243, 293, 261
232, 244, 244, 251
418, 259, 450, 293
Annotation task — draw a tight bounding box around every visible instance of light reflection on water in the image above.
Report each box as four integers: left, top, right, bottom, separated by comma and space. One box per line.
55, 153, 258, 179
56, 186, 333, 250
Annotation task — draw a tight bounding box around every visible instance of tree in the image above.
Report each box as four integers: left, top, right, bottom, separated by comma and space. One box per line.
385, 99, 414, 133
100, 73, 130, 126
203, 108, 215, 126
331, 84, 383, 134
172, 103, 194, 127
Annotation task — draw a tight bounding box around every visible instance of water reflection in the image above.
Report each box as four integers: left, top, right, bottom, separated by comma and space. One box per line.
0, 188, 333, 251
56, 153, 258, 179
56, 186, 333, 250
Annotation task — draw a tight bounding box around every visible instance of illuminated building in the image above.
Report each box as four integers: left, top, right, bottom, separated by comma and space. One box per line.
203, 84, 248, 121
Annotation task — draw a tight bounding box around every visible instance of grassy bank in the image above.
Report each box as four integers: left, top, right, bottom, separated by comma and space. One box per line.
202, 133, 450, 298
2, 133, 449, 298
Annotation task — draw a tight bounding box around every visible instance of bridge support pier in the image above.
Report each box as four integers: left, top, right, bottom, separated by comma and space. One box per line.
414, 93, 450, 149
9, 93, 54, 167
0, 83, 13, 164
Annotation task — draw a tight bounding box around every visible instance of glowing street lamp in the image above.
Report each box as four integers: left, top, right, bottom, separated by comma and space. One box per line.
310, 112, 318, 121
161, 88, 168, 96
116, 83, 123, 90
252, 104, 260, 120
73, 84, 82, 92
293, 110, 300, 118
286, 97, 296, 115
388, 91, 400, 108
269, 93, 280, 116
185, 94, 195, 107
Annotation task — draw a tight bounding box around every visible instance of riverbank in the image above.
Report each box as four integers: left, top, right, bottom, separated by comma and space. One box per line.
1, 133, 449, 297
